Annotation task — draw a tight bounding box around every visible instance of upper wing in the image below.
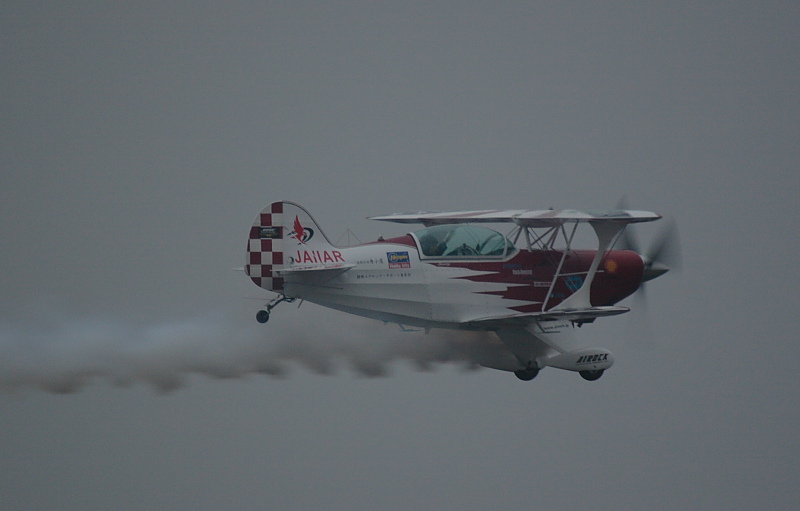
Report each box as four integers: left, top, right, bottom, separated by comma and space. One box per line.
369, 209, 528, 225
370, 208, 660, 226
514, 209, 661, 226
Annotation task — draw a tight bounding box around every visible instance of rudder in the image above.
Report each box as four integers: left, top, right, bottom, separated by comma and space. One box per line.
245, 201, 337, 292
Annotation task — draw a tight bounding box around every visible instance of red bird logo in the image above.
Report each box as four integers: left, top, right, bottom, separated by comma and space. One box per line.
289, 216, 314, 244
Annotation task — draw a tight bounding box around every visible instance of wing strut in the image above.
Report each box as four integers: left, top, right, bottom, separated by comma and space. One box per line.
541, 223, 578, 311
552, 221, 625, 311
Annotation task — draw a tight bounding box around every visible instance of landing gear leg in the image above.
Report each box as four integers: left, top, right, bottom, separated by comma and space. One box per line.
256, 295, 296, 324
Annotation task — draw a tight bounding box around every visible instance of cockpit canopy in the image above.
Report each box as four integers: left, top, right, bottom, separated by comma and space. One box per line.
412, 224, 516, 258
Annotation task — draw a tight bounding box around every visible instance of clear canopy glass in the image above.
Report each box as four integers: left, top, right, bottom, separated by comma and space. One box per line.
412, 224, 515, 258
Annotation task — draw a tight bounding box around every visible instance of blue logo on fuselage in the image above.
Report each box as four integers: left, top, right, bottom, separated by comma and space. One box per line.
387, 251, 411, 268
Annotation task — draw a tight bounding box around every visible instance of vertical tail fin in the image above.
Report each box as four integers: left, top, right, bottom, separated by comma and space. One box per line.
245, 201, 337, 292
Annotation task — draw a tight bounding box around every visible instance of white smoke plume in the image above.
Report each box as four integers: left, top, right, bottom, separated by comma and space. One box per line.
0, 307, 506, 394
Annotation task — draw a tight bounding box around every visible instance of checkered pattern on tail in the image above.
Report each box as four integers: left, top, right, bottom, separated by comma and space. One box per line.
245, 202, 285, 291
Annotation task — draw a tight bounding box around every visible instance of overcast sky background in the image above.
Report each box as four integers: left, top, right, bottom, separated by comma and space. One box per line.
2, 2, 799, 510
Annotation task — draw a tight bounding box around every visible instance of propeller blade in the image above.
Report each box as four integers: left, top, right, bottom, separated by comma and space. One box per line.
614, 195, 630, 211
646, 217, 682, 271
616, 225, 639, 253
625, 283, 654, 348
614, 196, 640, 253
614, 197, 676, 347
613, 196, 680, 281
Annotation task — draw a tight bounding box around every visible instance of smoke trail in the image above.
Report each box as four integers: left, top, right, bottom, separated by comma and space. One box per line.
0, 307, 507, 394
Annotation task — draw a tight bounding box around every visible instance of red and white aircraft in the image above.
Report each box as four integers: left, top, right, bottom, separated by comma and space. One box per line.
245, 201, 677, 381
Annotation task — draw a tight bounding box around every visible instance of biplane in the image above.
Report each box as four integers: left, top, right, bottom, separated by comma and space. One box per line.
245, 201, 677, 381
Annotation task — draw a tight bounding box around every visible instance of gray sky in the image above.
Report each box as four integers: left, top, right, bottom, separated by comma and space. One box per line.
2, 2, 799, 510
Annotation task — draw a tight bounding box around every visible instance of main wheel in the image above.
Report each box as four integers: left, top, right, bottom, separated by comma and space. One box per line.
579, 369, 604, 381
256, 310, 270, 324
514, 367, 539, 381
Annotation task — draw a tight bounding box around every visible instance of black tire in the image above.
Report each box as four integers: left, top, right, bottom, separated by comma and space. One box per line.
514, 367, 539, 381
256, 310, 270, 324
579, 369, 604, 381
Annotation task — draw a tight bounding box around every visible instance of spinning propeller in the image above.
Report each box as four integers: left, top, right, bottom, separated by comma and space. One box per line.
613, 198, 681, 344
615, 197, 682, 287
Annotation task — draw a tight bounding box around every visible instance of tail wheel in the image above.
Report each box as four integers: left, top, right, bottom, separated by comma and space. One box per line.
514, 367, 539, 381
255, 295, 296, 324
579, 369, 604, 381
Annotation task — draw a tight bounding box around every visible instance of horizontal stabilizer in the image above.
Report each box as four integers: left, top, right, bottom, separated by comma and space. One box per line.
276, 263, 354, 274
276, 264, 353, 287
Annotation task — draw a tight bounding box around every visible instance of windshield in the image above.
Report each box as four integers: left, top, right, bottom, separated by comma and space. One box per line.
413, 224, 515, 258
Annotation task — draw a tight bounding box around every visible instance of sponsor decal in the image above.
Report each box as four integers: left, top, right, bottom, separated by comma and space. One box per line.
512, 269, 532, 276
356, 258, 385, 265
356, 272, 412, 279
291, 250, 345, 264
259, 226, 282, 239
565, 275, 584, 292
387, 251, 411, 269
576, 353, 609, 365
538, 321, 570, 333
288, 216, 314, 244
